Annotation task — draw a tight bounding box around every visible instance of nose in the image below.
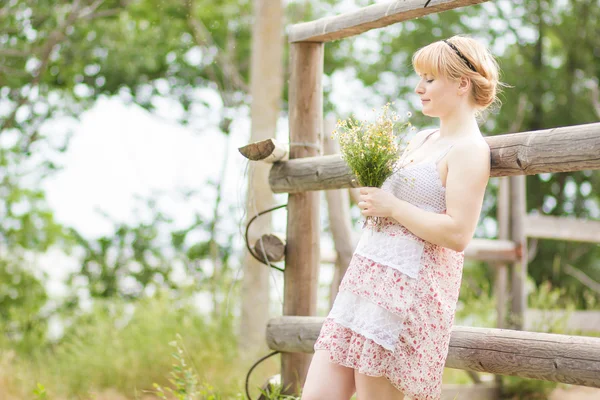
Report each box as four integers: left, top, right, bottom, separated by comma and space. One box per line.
415, 80, 425, 95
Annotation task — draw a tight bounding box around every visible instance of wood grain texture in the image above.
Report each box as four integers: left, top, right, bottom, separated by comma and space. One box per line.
269, 123, 600, 193
238, 138, 288, 162
288, 0, 491, 43
253, 233, 286, 263
281, 42, 323, 395
488, 123, 600, 177
267, 316, 600, 387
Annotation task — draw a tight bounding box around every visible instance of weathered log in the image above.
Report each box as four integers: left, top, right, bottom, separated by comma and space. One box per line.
524, 214, 600, 243
269, 123, 600, 193
465, 239, 518, 262
253, 233, 286, 263
281, 41, 323, 395
239, 138, 288, 163
267, 316, 600, 388
288, 0, 491, 43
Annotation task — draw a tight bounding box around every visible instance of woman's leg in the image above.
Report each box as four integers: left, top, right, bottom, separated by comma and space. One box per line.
301, 350, 356, 400
354, 371, 405, 400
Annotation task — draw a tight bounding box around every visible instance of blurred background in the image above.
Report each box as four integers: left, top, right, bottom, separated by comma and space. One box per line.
0, 0, 599, 399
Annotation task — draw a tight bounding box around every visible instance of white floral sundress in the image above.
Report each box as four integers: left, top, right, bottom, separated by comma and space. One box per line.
314, 129, 465, 400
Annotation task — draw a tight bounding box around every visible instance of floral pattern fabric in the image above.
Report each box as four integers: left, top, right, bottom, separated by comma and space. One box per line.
315, 144, 466, 400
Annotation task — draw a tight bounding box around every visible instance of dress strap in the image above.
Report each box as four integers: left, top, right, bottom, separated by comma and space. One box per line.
417, 129, 438, 150
399, 129, 438, 166
435, 144, 454, 163
402, 129, 437, 157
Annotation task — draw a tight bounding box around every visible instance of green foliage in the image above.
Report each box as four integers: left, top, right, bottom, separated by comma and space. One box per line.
153, 334, 202, 400
0, 258, 49, 353
33, 383, 47, 400
6, 292, 244, 398
1, 1, 600, 398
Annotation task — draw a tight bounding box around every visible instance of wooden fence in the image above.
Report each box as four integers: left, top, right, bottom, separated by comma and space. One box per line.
240, 0, 600, 396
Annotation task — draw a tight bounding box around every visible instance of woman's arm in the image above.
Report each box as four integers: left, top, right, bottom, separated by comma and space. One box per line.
359, 139, 490, 252
393, 139, 490, 251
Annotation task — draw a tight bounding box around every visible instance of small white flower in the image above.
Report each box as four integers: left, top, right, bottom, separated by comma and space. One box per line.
407, 111, 412, 118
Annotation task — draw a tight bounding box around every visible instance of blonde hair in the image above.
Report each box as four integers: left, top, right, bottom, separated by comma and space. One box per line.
412, 35, 502, 111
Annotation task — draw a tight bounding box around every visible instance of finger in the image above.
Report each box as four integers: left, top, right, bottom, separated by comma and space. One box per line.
360, 188, 370, 194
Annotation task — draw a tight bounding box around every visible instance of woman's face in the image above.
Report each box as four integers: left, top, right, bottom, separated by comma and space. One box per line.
414, 72, 461, 118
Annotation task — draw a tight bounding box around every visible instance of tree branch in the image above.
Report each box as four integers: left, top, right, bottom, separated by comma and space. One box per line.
588, 79, 600, 119
565, 264, 600, 295
183, 0, 249, 94
0, 0, 85, 134
0, 49, 30, 57
509, 93, 528, 133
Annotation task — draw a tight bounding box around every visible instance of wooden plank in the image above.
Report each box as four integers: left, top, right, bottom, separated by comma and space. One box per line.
281, 42, 323, 396
526, 310, 600, 333
465, 239, 518, 262
524, 214, 600, 243
267, 316, 600, 388
269, 123, 600, 193
288, 0, 491, 43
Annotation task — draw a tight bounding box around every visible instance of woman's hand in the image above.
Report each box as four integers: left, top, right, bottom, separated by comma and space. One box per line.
358, 187, 400, 218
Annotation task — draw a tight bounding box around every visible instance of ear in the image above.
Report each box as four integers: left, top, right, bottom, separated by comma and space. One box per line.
457, 76, 471, 95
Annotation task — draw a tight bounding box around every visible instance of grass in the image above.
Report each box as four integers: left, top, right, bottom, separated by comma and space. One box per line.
4, 279, 589, 399
1, 291, 281, 399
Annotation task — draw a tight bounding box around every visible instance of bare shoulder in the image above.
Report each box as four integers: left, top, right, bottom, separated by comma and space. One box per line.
408, 128, 437, 146
449, 136, 491, 174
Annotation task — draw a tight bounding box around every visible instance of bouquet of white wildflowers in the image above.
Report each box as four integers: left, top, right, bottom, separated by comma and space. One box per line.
332, 103, 415, 226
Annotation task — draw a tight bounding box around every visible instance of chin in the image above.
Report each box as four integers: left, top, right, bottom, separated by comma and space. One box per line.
421, 108, 437, 117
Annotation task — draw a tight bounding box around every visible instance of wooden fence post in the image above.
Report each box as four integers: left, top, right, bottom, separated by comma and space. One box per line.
509, 175, 528, 329
495, 176, 510, 329
282, 41, 323, 395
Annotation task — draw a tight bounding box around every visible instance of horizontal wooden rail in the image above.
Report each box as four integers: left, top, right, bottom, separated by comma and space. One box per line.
465, 238, 518, 262
288, 0, 490, 43
526, 309, 600, 333
524, 214, 600, 243
322, 238, 518, 264
267, 316, 600, 387
269, 123, 600, 193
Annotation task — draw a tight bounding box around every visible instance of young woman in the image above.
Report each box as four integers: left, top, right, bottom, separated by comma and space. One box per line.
301, 36, 501, 400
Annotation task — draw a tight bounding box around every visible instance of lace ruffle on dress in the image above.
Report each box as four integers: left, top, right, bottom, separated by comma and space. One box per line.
315, 129, 465, 400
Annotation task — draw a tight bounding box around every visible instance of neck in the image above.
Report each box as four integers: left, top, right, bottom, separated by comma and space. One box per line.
438, 101, 479, 139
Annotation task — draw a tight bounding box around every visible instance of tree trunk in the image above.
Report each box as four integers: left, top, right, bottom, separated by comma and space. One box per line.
239, 0, 283, 356
322, 116, 356, 308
